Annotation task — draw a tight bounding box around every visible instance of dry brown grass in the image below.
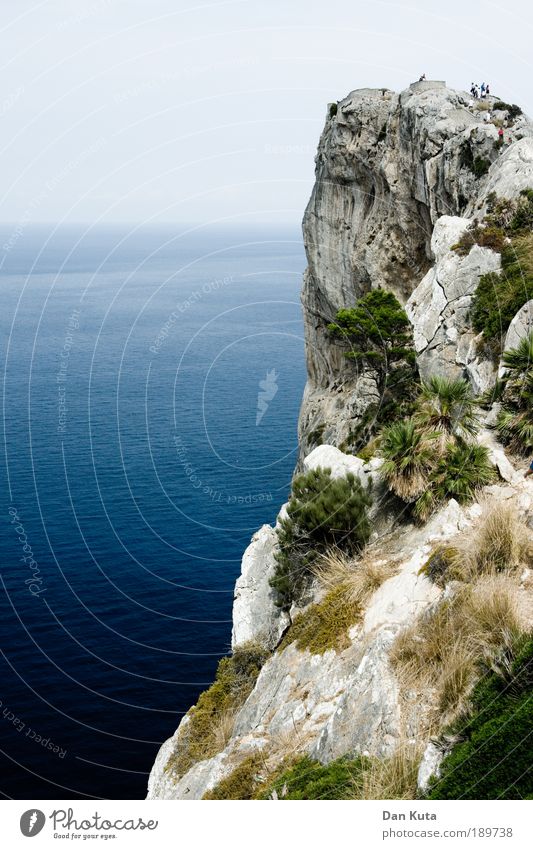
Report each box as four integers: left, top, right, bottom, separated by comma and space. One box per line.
212, 710, 237, 752
448, 501, 529, 582
351, 742, 423, 800
510, 232, 533, 279
390, 573, 523, 722
312, 548, 397, 607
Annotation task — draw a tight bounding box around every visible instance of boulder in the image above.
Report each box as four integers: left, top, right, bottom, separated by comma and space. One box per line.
303, 444, 370, 487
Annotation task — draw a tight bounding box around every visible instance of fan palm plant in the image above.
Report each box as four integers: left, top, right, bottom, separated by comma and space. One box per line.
497, 331, 533, 453
416, 376, 478, 444
501, 330, 533, 374
496, 400, 533, 453
380, 419, 434, 501
415, 442, 495, 521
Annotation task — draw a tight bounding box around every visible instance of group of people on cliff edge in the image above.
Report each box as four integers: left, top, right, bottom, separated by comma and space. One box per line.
470, 81, 490, 99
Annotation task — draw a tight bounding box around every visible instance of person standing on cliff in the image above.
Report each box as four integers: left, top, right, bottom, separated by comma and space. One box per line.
498, 126, 505, 147
419, 73, 426, 81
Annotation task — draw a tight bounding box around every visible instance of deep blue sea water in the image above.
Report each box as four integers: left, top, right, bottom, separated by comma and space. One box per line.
0, 225, 307, 799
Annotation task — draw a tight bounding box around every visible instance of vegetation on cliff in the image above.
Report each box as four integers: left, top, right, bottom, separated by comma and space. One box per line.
497, 331, 533, 453
379, 377, 495, 520
428, 636, 533, 799
279, 550, 396, 654
456, 189, 533, 344
328, 289, 417, 447
270, 467, 371, 609
165, 642, 269, 779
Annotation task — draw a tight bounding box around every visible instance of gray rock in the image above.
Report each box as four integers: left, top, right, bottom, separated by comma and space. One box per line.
406, 216, 500, 389
417, 741, 444, 794
231, 524, 289, 651
503, 299, 533, 353
480, 138, 533, 207
303, 444, 370, 487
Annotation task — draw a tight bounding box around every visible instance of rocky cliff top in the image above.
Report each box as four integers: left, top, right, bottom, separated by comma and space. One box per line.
299, 82, 533, 458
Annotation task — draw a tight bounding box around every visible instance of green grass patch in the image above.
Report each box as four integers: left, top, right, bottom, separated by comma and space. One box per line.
203, 754, 266, 799
279, 584, 361, 655
260, 755, 365, 800
468, 190, 533, 342
452, 225, 506, 257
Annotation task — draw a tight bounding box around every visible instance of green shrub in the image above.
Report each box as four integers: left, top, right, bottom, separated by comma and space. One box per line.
378, 377, 489, 520
509, 189, 533, 232
307, 423, 326, 447
459, 141, 491, 179
166, 643, 269, 778
493, 101, 523, 120
270, 467, 372, 609
416, 376, 478, 442
452, 224, 506, 256
329, 102, 338, 118
419, 545, 458, 586
459, 140, 475, 172
471, 236, 533, 341
260, 755, 366, 800
428, 636, 533, 799
473, 156, 490, 178
279, 584, 361, 654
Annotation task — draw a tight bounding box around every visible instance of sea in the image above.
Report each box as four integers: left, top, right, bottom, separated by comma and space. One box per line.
0, 224, 307, 799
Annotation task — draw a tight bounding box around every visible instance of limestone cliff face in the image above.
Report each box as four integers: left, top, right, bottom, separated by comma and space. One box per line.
298, 81, 533, 458
147, 83, 533, 800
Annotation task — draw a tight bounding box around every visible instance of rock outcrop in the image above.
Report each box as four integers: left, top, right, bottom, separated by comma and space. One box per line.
503, 298, 533, 354
231, 525, 289, 651
406, 215, 500, 390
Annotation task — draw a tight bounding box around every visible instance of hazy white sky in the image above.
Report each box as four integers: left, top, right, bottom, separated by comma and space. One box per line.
1, 0, 532, 225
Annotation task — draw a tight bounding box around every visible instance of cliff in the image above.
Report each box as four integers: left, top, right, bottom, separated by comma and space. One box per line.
298, 81, 533, 458
147, 83, 533, 800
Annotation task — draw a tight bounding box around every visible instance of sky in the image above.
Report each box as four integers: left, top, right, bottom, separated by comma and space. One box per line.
1, 0, 532, 226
